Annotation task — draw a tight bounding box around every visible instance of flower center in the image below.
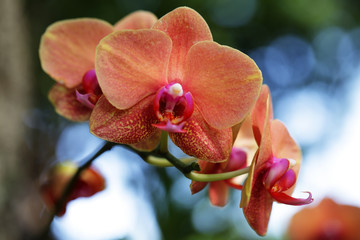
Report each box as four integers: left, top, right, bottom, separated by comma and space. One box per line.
152, 82, 194, 133
76, 69, 102, 109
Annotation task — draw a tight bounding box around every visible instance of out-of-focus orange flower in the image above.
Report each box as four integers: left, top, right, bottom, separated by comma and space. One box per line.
287, 197, 360, 240
40, 161, 105, 216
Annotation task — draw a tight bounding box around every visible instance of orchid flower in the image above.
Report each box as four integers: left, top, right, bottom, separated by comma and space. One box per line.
190, 148, 247, 206
287, 198, 360, 240
40, 161, 105, 216
240, 85, 313, 236
90, 7, 262, 160
39, 11, 157, 121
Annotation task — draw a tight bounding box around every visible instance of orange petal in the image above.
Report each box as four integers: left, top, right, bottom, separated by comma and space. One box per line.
89, 95, 159, 144
190, 181, 208, 195
48, 83, 92, 121
169, 107, 232, 162
129, 130, 161, 152
270, 119, 301, 196
183, 41, 262, 129
209, 180, 229, 207
114, 10, 157, 31
241, 93, 273, 235
39, 18, 113, 88
95, 29, 171, 110
287, 198, 360, 240
242, 171, 274, 236
251, 85, 273, 145
153, 7, 212, 82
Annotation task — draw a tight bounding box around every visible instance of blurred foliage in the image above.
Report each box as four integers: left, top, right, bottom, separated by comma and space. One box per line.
24, 0, 360, 239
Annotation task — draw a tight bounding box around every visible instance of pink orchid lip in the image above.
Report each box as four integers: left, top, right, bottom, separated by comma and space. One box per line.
76, 69, 102, 109
262, 156, 313, 206
152, 83, 194, 132
270, 191, 313, 205
82, 69, 102, 95
263, 157, 290, 190
76, 90, 96, 109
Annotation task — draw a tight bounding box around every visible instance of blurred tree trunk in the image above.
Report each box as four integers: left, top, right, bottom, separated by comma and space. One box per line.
0, 0, 46, 239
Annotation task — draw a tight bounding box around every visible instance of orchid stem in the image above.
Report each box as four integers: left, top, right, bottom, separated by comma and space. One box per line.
185, 167, 250, 182
159, 131, 169, 154
146, 155, 196, 167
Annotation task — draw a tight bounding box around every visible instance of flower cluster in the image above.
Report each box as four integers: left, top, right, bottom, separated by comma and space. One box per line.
39, 7, 312, 236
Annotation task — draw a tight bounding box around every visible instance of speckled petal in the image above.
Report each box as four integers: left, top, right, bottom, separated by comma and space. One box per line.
129, 130, 161, 152
169, 106, 232, 162
241, 91, 273, 236
89, 95, 159, 144
95, 29, 171, 110
39, 18, 113, 88
183, 41, 262, 129
114, 10, 157, 31
48, 83, 92, 121
152, 7, 212, 82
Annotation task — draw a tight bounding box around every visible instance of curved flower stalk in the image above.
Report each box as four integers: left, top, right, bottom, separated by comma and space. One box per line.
40, 161, 105, 216
39, 11, 157, 121
240, 85, 313, 236
287, 198, 360, 240
90, 7, 262, 161
190, 148, 247, 206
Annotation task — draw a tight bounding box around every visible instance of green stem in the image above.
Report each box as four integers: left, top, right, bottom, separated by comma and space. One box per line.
159, 131, 169, 154
163, 152, 200, 174
185, 167, 250, 182
146, 155, 196, 167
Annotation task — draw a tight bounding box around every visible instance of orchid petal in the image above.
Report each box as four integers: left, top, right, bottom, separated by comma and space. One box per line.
252, 85, 273, 145
183, 41, 262, 129
270, 191, 313, 206
271, 119, 302, 196
39, 18, 113, 88
95, 29, 171, 110
48, 84, 92, 121
233, 115, 258, 163
89, 95, 159, 144
242, 168, 274, 236
169, 107, 232, 162
241, 92, 273, 235
190, 181, 208, 195
240, 94, 272, 207
209, 180, 229, 207
152, 7, 212, 82
114, 10, 157, 31
129, 130, 161, 152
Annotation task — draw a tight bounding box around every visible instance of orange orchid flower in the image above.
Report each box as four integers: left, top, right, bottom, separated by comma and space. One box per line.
90, 7, 262, 160
240, 85, 313, 236
40, 161, 105, 216
39, 11, 157, 121
287, 198, 360, 240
